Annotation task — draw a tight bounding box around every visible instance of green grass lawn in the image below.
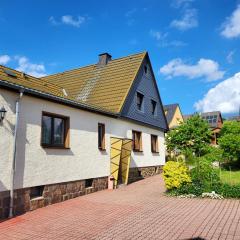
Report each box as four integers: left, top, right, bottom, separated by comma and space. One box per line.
220, 170, 240, 185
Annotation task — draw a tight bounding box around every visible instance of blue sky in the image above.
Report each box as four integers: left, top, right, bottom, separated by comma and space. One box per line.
0, 0, 240, 116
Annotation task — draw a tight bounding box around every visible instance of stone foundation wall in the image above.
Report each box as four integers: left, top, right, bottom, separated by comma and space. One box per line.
128, 165, 162, 184
0, 176, 108, 220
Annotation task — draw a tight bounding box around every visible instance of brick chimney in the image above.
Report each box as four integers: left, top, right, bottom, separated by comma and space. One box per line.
98, 53, 112, 66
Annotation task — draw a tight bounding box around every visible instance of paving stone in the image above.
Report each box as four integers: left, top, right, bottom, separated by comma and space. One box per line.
0, 175, 239, 240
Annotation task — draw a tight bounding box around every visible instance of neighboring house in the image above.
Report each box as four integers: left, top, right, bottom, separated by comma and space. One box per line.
0, 51, 168, 219
164, 104, 184, 160
184, 111, 223, 145
164, 103, 184, 129
228, 115, 240, 121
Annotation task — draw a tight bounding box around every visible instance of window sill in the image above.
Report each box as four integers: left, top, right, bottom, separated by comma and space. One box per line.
41, 145, 70, 149
30, 196, 44, 201
152, 152, 160, 154
136, 109, 145, 115
133, 150, 143, 153
98, 147, 106, 152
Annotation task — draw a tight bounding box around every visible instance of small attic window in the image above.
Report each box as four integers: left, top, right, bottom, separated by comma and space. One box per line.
151, 100, 157, 116
4, 69, 17, 78
136, 92, 144, 111
144, 65, 148, 74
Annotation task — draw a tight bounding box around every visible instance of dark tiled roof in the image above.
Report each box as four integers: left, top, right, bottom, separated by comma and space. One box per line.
183, 111, 223, 128
228, 116, 240, 121
183, 114, 192, 121
163, 104, 179, 125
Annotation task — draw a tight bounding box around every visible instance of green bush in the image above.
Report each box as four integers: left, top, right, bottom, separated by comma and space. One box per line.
163, 161, 191, 190
190, 158, 220, 192
172, 181, 204, 196
218, 121, 240, 163
203, 146, 223, 163
164, 157, 240, 199
213, 183, 240, 198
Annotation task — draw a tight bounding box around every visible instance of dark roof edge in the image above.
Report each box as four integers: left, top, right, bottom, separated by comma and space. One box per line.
163, 104, 178, 125
164, 103, 179, 108
1, 80, 168, 131
0, 80, 119, 118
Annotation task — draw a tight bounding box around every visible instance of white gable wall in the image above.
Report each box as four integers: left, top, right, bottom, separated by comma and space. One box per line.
0, 88, 165, 192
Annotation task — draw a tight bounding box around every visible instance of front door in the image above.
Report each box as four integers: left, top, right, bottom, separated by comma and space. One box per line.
110, 137, 132, 188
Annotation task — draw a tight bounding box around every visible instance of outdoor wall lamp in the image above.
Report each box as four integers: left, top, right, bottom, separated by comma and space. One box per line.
0, 106, 7, 122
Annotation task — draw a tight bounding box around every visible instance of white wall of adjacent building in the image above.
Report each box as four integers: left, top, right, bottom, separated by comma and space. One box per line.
0, 88, 165, 192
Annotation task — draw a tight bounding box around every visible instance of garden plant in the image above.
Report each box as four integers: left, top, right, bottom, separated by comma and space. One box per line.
164, 117, 240, 199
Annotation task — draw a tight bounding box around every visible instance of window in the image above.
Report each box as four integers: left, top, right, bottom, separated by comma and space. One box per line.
151, 100, 157, 116
41, 112, 70, 148
98, 123, 105, 150
144, 65, 148, 74
203, 115, 218, 124
30, 186, 44, 199
85, 179, 93, 188
132, 130, 142, 151
151, 135, 159, 153
136, 92, 144, 111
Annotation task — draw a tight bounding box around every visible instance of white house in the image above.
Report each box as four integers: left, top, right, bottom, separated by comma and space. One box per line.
0, 52, 168, 219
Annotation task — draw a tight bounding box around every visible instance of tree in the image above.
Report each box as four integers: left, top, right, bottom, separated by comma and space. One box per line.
166, 114, 212, 157
218, 121, 240, 163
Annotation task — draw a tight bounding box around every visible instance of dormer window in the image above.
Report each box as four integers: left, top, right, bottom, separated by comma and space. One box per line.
136, 92, 144, 111
151, 100, 157, 116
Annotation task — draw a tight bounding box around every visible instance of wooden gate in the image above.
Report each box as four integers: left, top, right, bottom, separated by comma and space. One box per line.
110, 137, 132, 188
119, 139, 132, 185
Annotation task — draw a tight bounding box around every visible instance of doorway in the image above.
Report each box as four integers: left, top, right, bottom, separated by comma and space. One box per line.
110, 137, 132, 188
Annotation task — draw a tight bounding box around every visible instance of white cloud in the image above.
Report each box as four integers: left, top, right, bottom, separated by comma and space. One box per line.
125, 8, 137, 26
195, 73, 240, 114
49, 16, 58, 25
167, 40, 187, 47
226, 50, 235, 64
125, 8, 137, 18
157, 40, 187, 48
171, 0, 194, 8
150, 30, 168, 41
49, 15, 86, 28
0, 55, 11, 65
171, 8, 198, 30
149, 30, 187, 47
159, 58, 225, 81
61, 15, 85, 27
15, 56, 46, 77
221, 5, 240, 38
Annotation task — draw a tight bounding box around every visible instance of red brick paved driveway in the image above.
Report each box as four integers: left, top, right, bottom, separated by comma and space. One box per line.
0, 175, 240, 240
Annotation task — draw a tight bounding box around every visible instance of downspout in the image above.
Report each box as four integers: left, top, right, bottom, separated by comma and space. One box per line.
9, 90, 24, 218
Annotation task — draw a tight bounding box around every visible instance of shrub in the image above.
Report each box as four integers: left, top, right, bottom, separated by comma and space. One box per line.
166, 114, 212, 157
203, 146, 223, 163
213, 183, 240, 198
172, 181, 204, 196
163, 161, 191, 190
190, 158, 220, 192
218, 121, 240, 163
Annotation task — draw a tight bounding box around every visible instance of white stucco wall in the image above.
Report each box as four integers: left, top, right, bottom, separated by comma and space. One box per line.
0, 88, 165, 191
